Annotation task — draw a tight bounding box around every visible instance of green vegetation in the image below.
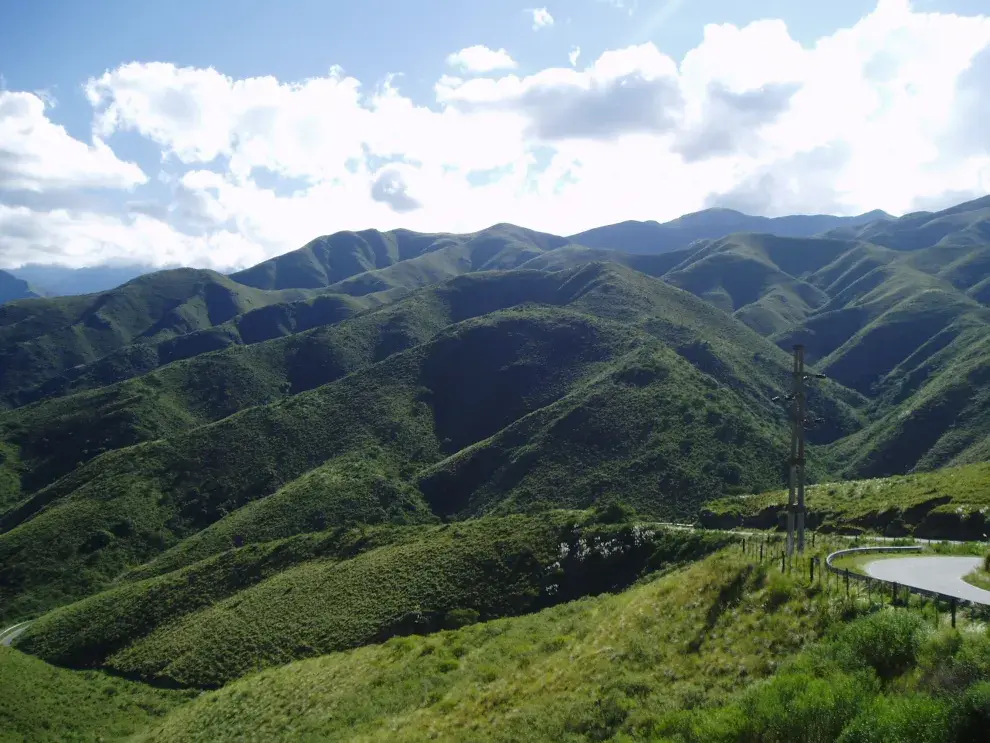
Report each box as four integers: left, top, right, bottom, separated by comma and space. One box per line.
0, 647, 193, 742
6, 196, 990, 739
703, 461, 990, 539
0, 268, 314, 406
132, 549, 839, 742
659, 608, 990, 743
19, 517, 730, 688
5, 262, 854, 620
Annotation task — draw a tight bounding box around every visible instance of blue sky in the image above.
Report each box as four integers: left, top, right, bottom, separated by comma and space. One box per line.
1, 0, 989, 269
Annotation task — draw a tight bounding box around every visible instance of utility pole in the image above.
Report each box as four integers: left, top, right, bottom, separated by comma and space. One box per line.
794, 344, 807, 555
774, 344, 824, 557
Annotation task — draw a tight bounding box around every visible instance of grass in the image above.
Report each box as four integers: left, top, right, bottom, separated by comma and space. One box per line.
19, 516, 731, 688
0, 647, 194, 742
129, 547, 990, 743
131, 548, 840, 742
703, 461, 990, 539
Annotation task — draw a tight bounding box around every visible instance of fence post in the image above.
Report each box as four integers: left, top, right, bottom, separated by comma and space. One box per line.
845, 568, 850, 597
893, 581, 898, 605
952, 599, 957, 628
759, 543, 763, 563
810, 557, 815, 583
781, 551, 785, 574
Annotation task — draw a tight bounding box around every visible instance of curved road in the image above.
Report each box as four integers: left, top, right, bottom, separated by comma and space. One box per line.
865, 556, 990, 605
0, 621, 30, 647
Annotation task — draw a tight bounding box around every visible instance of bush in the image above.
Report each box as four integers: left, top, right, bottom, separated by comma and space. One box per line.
586, 499, 638, 525
840, 609, 925, 681
837, 694, 954, 743
955, 680, 990, 741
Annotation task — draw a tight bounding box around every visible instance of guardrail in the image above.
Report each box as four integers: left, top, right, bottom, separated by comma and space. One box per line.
824, 546, 988, 626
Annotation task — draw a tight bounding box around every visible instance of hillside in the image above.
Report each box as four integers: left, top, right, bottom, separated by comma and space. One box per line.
702, 460, 990, 539
17, 516, 729, 687
2, 262, 867, 620
5, 195, 990, 741
0, 269, 42, 305
532, 196, 990, 477
230, 223, 571, 291
0, 647, 193, 742
109, 549, 990, 743
0, 268, 317, 406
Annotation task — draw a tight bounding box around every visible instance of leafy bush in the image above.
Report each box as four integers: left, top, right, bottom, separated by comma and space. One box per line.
837, 694, 954, 743
840, 609, 925, 681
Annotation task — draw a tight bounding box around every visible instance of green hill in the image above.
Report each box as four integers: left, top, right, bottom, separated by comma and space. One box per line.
0, 262, 867, 620
17, 516, 729, 688
0, 268, 315, 405
0, 646, 192, 742
231, 224, 571, 290
114, 549, 941, 743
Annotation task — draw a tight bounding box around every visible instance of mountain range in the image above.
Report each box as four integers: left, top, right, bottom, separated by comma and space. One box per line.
3, 193, 990, 699
0, 205, 892, 302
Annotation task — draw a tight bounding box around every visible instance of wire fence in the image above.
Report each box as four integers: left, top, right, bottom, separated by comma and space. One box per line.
732, 534, 990, 628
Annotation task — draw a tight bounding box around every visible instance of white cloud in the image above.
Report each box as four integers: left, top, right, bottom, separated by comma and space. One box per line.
569, 46, 581, 67
3, 0, 990, 270
0, 90, 146, 192
530, 7, 554, 30
0, 203, 261, 270
446, 45, 517, 73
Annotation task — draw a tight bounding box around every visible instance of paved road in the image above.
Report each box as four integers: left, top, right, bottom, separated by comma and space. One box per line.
0, 621, 30, 647
865, 556, 990, 605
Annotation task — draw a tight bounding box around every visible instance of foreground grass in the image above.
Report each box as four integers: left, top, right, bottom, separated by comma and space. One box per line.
134, 550, 835, 742
0, 647, 193, 743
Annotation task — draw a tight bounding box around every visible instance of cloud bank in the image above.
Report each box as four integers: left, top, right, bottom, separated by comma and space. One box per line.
2, 0, 990, 270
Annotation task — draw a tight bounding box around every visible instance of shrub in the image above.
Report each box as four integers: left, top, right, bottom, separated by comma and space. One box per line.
955, 681, 990, 741
837, 694, 954, 743
840, 609, 925, 681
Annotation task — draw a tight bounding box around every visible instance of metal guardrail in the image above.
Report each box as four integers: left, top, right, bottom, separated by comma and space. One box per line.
824, 546, 989, 625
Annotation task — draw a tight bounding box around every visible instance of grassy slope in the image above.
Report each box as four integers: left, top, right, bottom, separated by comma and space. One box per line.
0, 647, 193, 743
702, 461, 990, 538
544, 197, 990, 479
19, 517, 730, 688
130, 549, 836, 742
0, 304, 633, 619
0, 270, 557, 501
1, 264, 867, 620
12, 289, 384, 407
0, 268, 312, 405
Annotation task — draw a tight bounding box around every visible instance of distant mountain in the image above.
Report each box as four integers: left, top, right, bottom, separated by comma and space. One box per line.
569, 207, 892, 255
230, 224, 571, 291
8, 264, 159, 296
0, 270, 42, 305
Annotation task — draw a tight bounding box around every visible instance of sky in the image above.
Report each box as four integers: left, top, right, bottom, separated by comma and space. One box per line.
1, 0, 989, 271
